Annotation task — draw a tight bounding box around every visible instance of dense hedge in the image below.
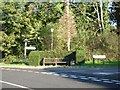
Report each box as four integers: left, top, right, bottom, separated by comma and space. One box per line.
76, 50, 87, 65
28, 51, 40, 66
28, 50, 76, 66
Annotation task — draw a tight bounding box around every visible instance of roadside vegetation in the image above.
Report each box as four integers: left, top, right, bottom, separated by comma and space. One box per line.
0, 1, 119, 67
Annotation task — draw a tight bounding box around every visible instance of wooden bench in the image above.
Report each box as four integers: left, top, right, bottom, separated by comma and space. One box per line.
43, 58, 67, 66
93, 55, 106, 64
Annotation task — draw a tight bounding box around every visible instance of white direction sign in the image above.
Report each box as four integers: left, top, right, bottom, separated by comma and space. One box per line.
93, 55, 106, 59
25, 47, 36, 50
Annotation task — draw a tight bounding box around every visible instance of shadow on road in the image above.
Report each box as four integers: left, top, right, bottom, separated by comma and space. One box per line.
43, 67, 119, 89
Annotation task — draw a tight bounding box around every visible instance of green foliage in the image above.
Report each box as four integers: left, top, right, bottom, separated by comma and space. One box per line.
4, 55, 17, 63
1, 2, 118, 64
1, 2, 64, 57
28, 51, 40, 66
28, 50, 75, 66
76, 50, 87, 65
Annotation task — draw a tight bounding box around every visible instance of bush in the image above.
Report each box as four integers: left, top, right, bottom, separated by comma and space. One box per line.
76, 50, 86, 65
28, 50, 76, 66
39, 50, 74, 65
4, 55, 17, 63
28, 51, 40, 66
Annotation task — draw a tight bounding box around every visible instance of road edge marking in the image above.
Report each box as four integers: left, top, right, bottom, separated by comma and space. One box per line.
0, 80, 29, 89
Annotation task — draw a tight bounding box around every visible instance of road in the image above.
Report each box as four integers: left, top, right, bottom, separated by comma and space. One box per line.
0, 67, 120, 89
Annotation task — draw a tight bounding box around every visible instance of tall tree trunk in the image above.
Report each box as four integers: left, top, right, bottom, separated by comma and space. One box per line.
100, 0, 104, 32
66, 0, 70, 51
93, 2, 102, 35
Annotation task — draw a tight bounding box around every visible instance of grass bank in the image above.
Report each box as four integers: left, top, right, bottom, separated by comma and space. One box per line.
75, 60, 120, 67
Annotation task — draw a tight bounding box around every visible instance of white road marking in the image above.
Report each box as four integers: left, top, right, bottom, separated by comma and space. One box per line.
70, 75, 78, 79
88, 77, 97, 79
111, 80, 120, 83
103, 81, 113, 84
5, 69, 11, 71
116, 83, 120, 85
80, 77, 89, 80
16, 69, 21, 71
0, 80, 29, 89
90, 78, 101, 82
101, 79, 109, 81
34, 72, 39, 74
53, 73, 60, 76
61, 74, 68, 78
41, 72, 54, 75
10, 69, 15, 71
93, 72, 115, 75
28, 71, 33, 73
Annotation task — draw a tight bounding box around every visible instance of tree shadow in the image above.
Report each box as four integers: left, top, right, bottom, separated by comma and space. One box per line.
43, 67, 119, 89
9, 62, 29, 65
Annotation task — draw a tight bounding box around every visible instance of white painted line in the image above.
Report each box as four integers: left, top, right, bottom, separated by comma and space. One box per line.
28, 71, 33, 73
34, 72, 39, 74
93, 72, 114, 75
70, 75, 78, 79
111, 80, 120, 83
41, 72, 48, 74
80, 77, 89, 80
22, 70, 27, 72
91, 78, 101, 82
92, 79, 101, 82
10, 69, 15, 71
5, 69, 11, 70
88, 77, 97, 79
16, 69, 21, 71
116, 83, 120, 85
0, 80, 29, 89
101, 79, 109, 81
103, 81, 113, 84
41, 72, 53, 75
61, 74, 68, 78
53, 73, 60, 76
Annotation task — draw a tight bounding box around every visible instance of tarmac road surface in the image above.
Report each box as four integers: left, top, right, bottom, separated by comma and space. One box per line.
1, 67, 120, 89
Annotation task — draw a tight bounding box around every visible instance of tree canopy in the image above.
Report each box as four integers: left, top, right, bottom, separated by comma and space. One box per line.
0, 1, 119, 61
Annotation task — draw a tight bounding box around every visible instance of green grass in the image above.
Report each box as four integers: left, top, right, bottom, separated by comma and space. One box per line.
78, 60, 120, 67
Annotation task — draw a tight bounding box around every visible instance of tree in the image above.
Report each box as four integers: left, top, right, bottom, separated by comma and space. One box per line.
70, 1, 115, 61
1, 2, 65, 57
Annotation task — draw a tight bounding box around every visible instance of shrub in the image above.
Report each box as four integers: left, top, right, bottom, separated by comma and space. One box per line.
76, 50, 86, 65
28, 50, 76, 66
28, 51, 40, 66
4, 55, 17, 63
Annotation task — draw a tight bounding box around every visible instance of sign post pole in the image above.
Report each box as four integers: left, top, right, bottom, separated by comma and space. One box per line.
24, 39, 36, 63
24, 39, 28, 63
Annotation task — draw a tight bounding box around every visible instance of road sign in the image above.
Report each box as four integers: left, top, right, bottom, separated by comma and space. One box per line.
93, 55, 106, 59
25, 47, 36, 50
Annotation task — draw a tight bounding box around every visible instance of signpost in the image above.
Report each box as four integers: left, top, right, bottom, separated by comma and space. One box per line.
25, 47, 36, 50
24, 39, 36, 63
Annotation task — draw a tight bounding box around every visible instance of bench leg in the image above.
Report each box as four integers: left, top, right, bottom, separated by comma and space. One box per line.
93, 58, 95, 64
43, 63, 45, 66
103, 60, 104, 64
43, 60, 45, 66
55, 62, 57, 66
